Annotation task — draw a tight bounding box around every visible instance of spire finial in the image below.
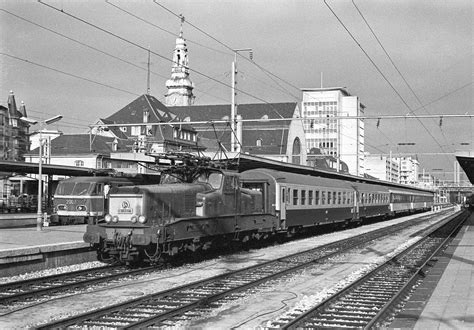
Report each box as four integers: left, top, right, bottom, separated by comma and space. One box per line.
179, 14, 185, 37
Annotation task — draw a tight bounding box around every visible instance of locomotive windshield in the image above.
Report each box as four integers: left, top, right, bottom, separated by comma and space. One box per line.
55, 181, 96, 196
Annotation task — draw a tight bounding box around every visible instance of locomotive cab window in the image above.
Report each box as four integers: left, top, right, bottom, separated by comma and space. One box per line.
91, 183, 103, 196
223, 175, 238, 193
208, 172, 223, 189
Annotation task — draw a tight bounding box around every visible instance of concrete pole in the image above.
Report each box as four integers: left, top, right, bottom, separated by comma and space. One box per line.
36, 131, 43, 231
231, 57, 237, 152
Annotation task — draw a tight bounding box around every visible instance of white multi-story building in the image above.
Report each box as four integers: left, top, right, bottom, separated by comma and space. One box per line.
301, 87, 365, 176
365, 155, 400, 183
396, 156, 420, 185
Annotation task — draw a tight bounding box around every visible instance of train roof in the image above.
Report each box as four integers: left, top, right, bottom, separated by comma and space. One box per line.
57, 174, 161, 184
241, 168, 434, 196
231, 154, 433, 194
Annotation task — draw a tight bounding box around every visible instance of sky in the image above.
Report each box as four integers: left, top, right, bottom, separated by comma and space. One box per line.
0, 0, 472, 180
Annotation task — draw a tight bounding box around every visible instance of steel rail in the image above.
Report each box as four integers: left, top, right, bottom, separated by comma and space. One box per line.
281, 210, 468, 329
0, 265, 155, 308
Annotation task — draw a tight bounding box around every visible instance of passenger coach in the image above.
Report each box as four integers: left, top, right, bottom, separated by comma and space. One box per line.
240, 168, 433, 230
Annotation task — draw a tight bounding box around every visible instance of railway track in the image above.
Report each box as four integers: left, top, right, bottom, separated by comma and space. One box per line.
0, 265, 155, 309
274, 210, 468, 329
37, 212, 450, 329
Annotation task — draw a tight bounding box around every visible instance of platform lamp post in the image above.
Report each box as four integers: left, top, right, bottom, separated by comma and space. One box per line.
20, 115, 63, 231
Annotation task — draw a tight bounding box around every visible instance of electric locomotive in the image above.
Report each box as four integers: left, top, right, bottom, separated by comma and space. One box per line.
83, 167, 277, 264
51, 175, 160, 225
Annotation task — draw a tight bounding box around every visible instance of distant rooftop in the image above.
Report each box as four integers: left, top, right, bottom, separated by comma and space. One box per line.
301, 87, 351, 96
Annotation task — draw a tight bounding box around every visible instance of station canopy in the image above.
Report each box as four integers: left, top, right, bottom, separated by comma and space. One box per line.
456, 151, 474, 184
0, 160, 114, 177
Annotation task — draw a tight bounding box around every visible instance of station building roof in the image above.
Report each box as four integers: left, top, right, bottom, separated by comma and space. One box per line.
170, 102, 298, 155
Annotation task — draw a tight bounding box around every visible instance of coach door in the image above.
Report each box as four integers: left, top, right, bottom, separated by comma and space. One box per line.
353, 189, 359, 220
278, 185, 287, 221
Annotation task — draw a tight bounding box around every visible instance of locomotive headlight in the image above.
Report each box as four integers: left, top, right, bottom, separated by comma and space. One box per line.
138, 215, 147, 224
130, 215, 138, 223
105, 214, 112, 223
76, 205, 86, 211
112, 216, 119, 223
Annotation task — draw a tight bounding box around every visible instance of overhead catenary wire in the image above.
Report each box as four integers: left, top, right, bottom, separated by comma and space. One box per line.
88, 113, 473, 127
0, 52, 140, 97
38, 0, 289, 111
105, 0, 230, 56
108, 0, 302, 102
152, 0, 302, 101
351, 0, 455, 153
0, 8, 232, 105
323, 0, 449, 158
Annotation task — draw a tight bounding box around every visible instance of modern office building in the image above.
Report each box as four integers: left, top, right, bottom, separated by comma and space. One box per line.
365, 154, 400, 183
301, 87, 365, 176
396, 156, 420, 185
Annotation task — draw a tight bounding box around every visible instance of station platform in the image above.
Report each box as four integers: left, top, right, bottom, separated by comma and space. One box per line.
391, 211, 474, 329
0, 212, 38, 228
0, 224, 87, 251
0, 224, 93, 276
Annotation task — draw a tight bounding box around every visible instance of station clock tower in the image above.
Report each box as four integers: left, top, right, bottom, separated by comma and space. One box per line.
165, 19, 195, 107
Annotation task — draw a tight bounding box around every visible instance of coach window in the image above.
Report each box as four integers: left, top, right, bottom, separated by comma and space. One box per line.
342, 191, 346, 204
333, 191, 337, 204
308, 190, 313, 205
293, 189, 299, 205
321, 191, 326, 205
337, 192, 342, 204
301, 190, 306, 205
327, 191, 331, 205
315, 190, 320, 205
74, 160, 84, 167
